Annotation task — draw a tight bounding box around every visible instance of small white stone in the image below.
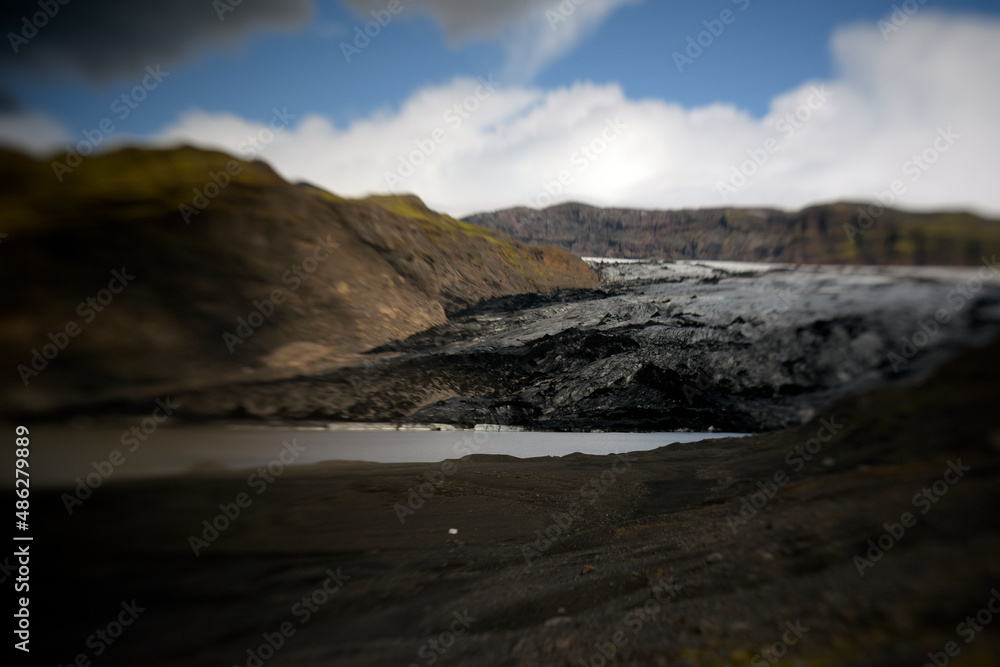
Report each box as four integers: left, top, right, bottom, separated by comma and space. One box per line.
448, 528, 458, 535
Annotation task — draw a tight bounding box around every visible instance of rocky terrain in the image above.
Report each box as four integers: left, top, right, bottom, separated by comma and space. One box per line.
6, 146, 1000, 434
172, 259, 1000, 433
30, 330, 1000, 666
8, 146, 1000, 667
466, 201, 1000, 265
0, 147, 596, 415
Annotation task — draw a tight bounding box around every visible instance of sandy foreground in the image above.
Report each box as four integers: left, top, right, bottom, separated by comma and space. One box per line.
26, 337, 1000, 666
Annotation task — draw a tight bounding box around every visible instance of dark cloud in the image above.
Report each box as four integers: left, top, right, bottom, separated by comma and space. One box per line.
0, 87, 19, 111
0, 0, 313, 83
340, 0, 542, 44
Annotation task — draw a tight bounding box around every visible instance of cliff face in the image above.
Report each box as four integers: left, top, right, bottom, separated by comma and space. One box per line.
465, 202, 1000, 265
0, 147, 597, 414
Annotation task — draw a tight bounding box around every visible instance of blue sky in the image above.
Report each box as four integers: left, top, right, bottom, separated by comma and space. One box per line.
2, 0, 999, 216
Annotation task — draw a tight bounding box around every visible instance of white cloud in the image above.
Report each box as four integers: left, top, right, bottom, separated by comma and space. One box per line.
0, 111, 69, 156
341, 0, 640, 80
499, 0, 642, 81
5, 13, 1000, 219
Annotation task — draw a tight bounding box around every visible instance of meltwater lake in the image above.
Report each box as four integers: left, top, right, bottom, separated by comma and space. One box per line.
24, 424, 746, 487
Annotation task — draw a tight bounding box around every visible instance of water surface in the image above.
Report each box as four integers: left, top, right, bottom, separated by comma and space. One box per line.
24, 424, 746, 487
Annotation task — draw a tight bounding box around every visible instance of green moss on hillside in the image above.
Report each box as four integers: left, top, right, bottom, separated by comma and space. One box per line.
0, 145, 284, 231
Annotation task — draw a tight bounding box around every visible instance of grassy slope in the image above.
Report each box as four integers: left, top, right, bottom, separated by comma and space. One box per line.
0, 146, 597, 413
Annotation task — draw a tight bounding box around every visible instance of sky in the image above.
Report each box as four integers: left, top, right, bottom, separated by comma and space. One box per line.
1, 0, 999, 217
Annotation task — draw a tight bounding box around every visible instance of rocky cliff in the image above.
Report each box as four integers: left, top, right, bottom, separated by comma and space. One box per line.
465, 202, 1000, 265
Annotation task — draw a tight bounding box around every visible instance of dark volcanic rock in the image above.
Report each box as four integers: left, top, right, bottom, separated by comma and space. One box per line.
175, 260, 1000, 432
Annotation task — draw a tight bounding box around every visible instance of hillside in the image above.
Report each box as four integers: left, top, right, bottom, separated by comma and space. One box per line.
465, 202, 1000, 265
0, 147, 597, 414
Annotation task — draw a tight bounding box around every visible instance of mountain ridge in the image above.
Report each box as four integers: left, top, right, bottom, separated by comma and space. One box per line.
0, 146, 597, 415
465, 201, 1000, 265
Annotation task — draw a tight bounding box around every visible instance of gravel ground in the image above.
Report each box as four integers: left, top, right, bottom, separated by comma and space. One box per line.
29, 333, 1000, 666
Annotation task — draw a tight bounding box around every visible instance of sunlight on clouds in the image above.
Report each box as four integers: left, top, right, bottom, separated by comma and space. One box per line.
151, 13, 1000, 217
4, 13, 998, 219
